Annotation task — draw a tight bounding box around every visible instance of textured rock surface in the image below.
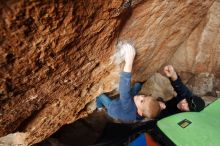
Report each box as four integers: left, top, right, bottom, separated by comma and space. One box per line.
168, 0, 220, 96
0, 0, 133, 144
0, 132, 28, 146
140, 73, 176, 100
140, 72, 218, 104
118, 0, 216, 81
0, 0, 219, 145
169, 0, 220, 79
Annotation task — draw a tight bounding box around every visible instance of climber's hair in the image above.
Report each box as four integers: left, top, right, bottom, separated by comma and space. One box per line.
138, 95, 161, 119
143, 97, 161, 119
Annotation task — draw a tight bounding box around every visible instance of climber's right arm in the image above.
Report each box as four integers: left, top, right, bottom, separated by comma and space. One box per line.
123, 43, 136, 72
119, 43, 136, 108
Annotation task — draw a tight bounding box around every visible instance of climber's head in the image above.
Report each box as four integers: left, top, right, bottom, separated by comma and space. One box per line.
134, 95, 162, 119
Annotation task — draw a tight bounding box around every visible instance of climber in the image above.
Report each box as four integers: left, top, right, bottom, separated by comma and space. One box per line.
155, 65, 206, 120
96, 42, 161, 123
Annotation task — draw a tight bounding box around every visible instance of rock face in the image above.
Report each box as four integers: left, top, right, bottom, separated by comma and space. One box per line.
0, 0, 219, 145
0, 0, 133, 144
169, 0, 220, 78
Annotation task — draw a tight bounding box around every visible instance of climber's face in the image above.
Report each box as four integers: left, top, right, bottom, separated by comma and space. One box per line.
177, 99, 190, 111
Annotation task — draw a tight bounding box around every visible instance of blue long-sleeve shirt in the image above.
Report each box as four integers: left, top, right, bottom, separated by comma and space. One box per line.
107, 72, 138, 123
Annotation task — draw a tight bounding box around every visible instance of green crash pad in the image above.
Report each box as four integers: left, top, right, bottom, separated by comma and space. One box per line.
157, 98, 220, 146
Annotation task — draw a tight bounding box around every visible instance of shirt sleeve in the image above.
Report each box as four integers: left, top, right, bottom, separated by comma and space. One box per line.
119, 71, 132, 109
170, 76, 193, 102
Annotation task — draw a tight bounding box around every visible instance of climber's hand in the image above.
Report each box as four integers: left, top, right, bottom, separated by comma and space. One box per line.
164, 65, 178, 81
122, 43, 136, 72
124, 43, 136, 64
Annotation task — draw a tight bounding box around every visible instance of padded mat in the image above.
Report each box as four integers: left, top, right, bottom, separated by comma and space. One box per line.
157, 98, 220, 146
